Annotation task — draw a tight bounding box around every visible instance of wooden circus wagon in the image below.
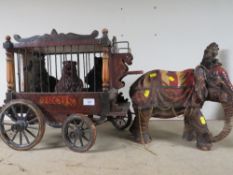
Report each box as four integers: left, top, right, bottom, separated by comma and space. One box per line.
0, 29, 141, 152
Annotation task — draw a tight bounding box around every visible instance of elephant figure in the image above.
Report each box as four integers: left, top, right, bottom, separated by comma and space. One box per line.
129, 42, 233, 150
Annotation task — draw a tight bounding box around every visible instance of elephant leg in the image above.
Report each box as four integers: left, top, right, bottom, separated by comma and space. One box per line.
182, 115, 196, 141
188, 108, 212, 151
130, 107, 152, 144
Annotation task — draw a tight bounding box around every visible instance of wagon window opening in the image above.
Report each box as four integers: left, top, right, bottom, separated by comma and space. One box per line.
14, 46, 103, 93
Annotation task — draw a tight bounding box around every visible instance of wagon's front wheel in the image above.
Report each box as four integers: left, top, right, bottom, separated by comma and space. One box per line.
111, 110, 132, 130
0, 99, 45, 150
62, 114, 96, 152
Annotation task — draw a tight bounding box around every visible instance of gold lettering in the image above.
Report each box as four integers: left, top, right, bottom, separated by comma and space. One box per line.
39, 96, 77, 106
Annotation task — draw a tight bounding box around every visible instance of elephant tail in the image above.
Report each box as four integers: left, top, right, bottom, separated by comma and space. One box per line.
210, 103, 233, 142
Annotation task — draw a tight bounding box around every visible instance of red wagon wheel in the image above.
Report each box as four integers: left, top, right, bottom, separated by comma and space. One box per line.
0, 99, 45, 150
62, 114, 96, 152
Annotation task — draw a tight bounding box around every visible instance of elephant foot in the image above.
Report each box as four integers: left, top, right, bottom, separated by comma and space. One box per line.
130, 130, 152, 144
196, 133, 212, 151
197, 143, 212, 151
135, 133, 152, 144
182, 129, 196, 141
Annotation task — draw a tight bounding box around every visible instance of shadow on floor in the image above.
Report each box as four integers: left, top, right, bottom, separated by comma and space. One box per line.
21, 121, 233, 153
32, 131, 66, 152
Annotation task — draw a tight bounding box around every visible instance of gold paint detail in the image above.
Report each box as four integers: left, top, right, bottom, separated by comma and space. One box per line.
176, 72, 185, 86
144, 90, 150, 98
39, 96, 77, 107
168, 76, 175, 82
200, 116, 206, 125
161, 71, 170, 85
149, 73, 157, 78
160, 70, 191, 86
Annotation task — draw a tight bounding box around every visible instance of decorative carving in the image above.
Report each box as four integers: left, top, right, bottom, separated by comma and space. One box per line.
100, 28, 111, 46
111, 53, 133, 89
14, 29, 99, 43
3, 36, 14, 51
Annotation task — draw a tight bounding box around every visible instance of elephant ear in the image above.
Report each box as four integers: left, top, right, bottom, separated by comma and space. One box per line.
192, 66, 208, 106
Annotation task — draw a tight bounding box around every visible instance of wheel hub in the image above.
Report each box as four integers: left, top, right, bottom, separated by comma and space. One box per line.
12, 119, 27, 132
76, 127, 83, 136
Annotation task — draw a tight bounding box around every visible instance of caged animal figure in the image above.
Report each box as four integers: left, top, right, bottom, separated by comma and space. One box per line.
55, 61, 83, 92
129, 42, 233, 151
26, 53, 57, 92
85, 56, 102, 91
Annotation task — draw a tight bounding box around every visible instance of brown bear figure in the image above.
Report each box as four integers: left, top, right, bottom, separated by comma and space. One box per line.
26, 53, 57, 92
55, 61, 83, 92
85, 56, 102, 91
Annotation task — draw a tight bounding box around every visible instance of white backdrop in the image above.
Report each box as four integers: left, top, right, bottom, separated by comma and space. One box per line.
0, 0, 233, 119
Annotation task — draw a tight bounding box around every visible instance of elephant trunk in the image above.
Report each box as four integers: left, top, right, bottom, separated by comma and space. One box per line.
210, 102, 233, 142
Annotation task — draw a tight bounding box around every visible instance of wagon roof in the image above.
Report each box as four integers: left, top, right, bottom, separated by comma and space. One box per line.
10, 29, 112, 53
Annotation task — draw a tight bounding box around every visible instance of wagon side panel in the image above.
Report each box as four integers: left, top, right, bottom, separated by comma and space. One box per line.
14, 92, 110, 123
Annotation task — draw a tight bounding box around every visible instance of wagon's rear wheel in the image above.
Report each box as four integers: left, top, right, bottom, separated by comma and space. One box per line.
0, 99, 45, 150
62, 114, 96, 152
111, 110, 132, 130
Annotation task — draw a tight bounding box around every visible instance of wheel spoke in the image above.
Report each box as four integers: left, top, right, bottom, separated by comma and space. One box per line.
28, 117, 38, 124
80, 121, 84, 128
19, 131, 23, 145
122, 119, 127, 125
73, 135, 78, 145
11, 131, 18, 141
25, 108, 32, 119
22, 131, 30, 144
11, 106, 19, 118
27, 126, 39, 130
2, 122, 14, 126
83, 128, 91, 133
68, 123, 75, 130
79, 134, 84, 147
25, 128, 36, 138
4, 128, 12, 133
5, 112, 17, 122
73, 120, 79, 128
20, 104, 23, 118
82, 134, 89, 142
121, 119, 126, 124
